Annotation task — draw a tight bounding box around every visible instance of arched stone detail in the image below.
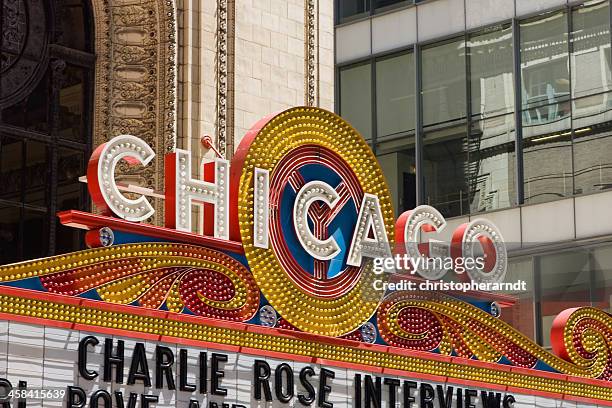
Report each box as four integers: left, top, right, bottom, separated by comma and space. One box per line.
90, 0, 177, 224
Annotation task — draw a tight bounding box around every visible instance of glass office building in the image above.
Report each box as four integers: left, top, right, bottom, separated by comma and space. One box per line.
336, 0, 612, 347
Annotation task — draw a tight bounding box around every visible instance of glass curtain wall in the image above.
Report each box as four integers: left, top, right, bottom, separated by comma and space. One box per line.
506, 242, 612, 348
468, 24, 517, 213
337, 0, 411, 23
520, 11, 573, 204
375, 53, 416, 216
570, 1, 612, 195
337, 0, 612, 217
0, 0, 93, 264
339, 63, 373, 141
421, 38, 469, 217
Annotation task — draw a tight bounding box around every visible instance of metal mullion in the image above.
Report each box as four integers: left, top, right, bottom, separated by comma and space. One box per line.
512, 18, 525, 206
47, 60, 65, 256
534, 255, 543, 346
415, 44, 424, 205
610, 0, 612, 72
18, 139, 26, 261
371, 57, 377, 155
567, 7, 576, 198
464, 33, 472, 216
0, 126, 88, 151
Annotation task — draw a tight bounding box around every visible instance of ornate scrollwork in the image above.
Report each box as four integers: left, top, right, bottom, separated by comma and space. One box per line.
0, 0, 48, 108
551, 307, 612, 380
0, 243, 260, 321
378, 292, 612, 380
305, 0, 318, 106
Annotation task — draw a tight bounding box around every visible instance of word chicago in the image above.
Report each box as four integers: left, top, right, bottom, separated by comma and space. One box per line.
88, 135, 508, 282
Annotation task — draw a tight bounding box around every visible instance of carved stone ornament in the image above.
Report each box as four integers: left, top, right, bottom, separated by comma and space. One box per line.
305, 0, 318, 106
91, 0, 178, 225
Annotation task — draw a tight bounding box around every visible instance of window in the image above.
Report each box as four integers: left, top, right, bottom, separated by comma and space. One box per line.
0, 0, 93, 264
537, 249, 592, 348
468, 24, 517, 212
375, 53, 416, 215
422, 38, 469, 217
376, 53, 415, 138
337, 0, 370, 22
507, 243, 612, 348
336, 0, 410, 23
336, 1, 612, 214
422, 39, 467, 127
339, 63, 373, 141
376, 144, 416, 217
592, 245, 612, 313
570, 1, 612, 195
501, 258, 535, 341
520, 11, 573, 204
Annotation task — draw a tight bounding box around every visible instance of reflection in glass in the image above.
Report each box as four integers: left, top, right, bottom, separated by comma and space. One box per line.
467, 25, 516, 212
375, 0, 408, 11
423, 129, 469, 217
0, 136, 23, 204
56, 149, 86, 255
59, 0, 91, 52
422, 38, 467, 126
338, 0, 369, 21
376, 138, 416, 216
592, 245, 612, 313
0, 204, 20, 264
0, 0, 92, 264
421, 38, 468, 217
23, 140, 50, 208
571, 1, 612, 195
523, 130, 573, 204
570, 1, 611, 99
469, 24, 514, 117
2, 70, 50, 132
520, 11, 573, 204
469, 115, 516, 212
538, 250, 591, 348
376, 53, 415, 138
22, 209, 49, 260
520, 11, 570, 130
340, 63, 372, 140
59, 66, 86, 142
501, 258, 535, 341
573, 122, 612, 194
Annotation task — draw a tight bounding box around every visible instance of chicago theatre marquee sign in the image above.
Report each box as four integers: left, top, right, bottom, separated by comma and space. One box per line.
0, 107, 610, 407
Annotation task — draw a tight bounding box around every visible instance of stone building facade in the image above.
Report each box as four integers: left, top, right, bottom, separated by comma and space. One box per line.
0, 0, 335, 262
175, 0, 335, 158
92, 0, 334, 222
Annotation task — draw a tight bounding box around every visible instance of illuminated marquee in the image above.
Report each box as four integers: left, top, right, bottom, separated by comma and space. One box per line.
0, 107, 610, 407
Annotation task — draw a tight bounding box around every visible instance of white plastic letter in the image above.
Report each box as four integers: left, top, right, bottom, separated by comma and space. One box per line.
347, 193, 393, 270
293, 181, 341, 260
165, 149, 229, 239
399, 205, 448, 279
87, 135, 155, 222
254, 167, 269, 249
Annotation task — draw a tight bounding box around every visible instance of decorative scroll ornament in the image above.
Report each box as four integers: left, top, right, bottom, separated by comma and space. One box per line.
378, 292, 612, 380
0, 243, 259, 322
551, 307, 612, 380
